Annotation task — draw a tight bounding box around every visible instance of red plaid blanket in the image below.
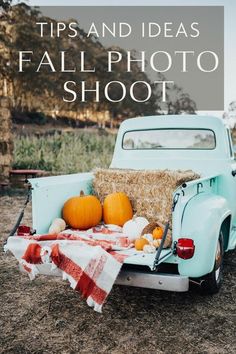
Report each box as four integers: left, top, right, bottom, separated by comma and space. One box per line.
5, 226, 131, 312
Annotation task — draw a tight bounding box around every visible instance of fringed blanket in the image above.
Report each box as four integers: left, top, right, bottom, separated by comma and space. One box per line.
4, 225, 131, 312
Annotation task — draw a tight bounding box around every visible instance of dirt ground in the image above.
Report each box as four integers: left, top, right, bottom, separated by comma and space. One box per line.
0, 193, 236, 354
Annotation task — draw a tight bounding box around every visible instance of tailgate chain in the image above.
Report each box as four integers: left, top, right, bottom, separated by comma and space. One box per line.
152, 193, 180, 271
8, 186, 32, 238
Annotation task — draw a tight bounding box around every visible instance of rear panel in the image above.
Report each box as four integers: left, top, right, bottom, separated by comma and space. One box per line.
29, 173, 93, 234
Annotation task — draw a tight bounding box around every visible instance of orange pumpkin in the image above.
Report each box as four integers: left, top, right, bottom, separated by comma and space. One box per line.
135, 238, 149, 251
62, 191, 102, 230
152, 226, 164, 240
103, 192, 133, 226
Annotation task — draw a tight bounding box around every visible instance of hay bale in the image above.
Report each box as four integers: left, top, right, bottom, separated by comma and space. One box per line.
93, 168, 200, 225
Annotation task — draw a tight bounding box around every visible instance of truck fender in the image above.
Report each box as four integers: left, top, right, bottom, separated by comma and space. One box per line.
178, 192, 231, 278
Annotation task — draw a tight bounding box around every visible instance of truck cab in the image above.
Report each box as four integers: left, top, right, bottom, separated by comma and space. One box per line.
111, 115, 236, 293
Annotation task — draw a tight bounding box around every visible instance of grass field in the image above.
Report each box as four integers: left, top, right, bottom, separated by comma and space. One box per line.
1, 196, 236, 354
13, 130, 116, 174
2, 128, 235, 353
13, 128, 236, 175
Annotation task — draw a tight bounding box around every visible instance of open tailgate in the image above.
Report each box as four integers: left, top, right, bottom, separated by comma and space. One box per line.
121, 247, 173, 270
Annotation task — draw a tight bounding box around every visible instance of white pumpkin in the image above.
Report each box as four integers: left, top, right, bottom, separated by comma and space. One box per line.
143, 244, 156, 254
142, 233, 153, 243
153, 239, 161, 248
135, 217, 149, 230
122, 216, 149, 240
49, 223, 61, 235
54, 218, 66, 230
48, 218, 66, 234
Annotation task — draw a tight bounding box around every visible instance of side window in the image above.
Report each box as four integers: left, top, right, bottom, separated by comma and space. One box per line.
227, 128, 234, 158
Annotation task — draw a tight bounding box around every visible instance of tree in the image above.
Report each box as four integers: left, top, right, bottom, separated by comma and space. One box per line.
154, 74, 196, 115
223, 101, 236, 129
0, 0, 12, 96
1, 3, 196, 126
0, 0, 12, 11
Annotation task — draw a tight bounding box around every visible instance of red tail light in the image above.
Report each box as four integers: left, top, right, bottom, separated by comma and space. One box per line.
17, 225, 31, 236
176, 238, 195, 259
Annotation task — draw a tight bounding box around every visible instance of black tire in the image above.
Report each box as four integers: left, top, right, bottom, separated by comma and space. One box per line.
201, 232, 224, 294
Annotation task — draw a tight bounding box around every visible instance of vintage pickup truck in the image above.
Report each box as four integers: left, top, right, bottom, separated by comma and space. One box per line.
6, 115, 236, 295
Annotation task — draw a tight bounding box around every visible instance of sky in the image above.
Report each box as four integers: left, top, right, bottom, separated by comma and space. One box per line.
16, 0, 236, 114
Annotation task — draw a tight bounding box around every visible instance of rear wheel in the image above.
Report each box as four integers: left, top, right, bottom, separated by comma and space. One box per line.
201, 232, 224, 294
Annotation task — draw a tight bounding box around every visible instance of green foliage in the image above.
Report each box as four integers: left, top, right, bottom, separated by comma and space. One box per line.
13, 131, 116, 173
7, 4, 159, 118
0, 0, 12, 11
2, 4, 196, 120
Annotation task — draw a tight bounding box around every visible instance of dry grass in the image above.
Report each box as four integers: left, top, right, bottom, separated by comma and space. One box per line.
1, 193, 236, 354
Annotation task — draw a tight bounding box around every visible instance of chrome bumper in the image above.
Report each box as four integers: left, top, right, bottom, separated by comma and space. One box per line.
19, 264, 189, 292
116, 270, 189, 292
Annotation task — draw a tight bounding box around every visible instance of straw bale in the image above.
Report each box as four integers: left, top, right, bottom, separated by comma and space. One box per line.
93, 168, 200, 227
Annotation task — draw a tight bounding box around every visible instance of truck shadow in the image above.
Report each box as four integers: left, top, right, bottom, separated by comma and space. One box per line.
108, 248, 236, 317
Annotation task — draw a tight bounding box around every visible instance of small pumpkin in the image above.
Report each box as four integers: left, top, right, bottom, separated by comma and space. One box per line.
103, 192, 133, 227
49, 223, 61, 235
152, 226, 164, 240
142, 222, 159, 235
62, 191, 102, 230
48, 218, 66, 235
153, 235, 172, 249
123, 216, 149, 240
54, 218, 66, 230
143, 244, 156, 254
134, 237, 149, 251
153, 239, 162, 248
142, 233, 153, 243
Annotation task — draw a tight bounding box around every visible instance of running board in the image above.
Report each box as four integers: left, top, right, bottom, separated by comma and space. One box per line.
116, 270, 189, 292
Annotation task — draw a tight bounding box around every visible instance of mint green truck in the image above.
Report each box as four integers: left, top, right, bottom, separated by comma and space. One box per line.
7, 115, 236, 294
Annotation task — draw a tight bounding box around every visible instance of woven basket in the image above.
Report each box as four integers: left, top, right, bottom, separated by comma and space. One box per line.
142, 221, 172, 249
